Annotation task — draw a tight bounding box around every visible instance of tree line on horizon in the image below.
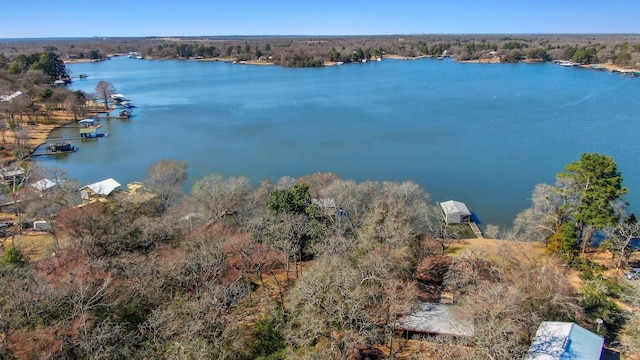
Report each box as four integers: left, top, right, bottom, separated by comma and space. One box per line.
1, 34, 640, 68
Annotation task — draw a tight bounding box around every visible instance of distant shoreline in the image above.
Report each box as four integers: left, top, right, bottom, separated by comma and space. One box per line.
65, 53, 640, 74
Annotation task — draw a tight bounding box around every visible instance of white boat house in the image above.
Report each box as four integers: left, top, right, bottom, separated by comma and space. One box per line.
80, 178, 121, 201
440, 200, 472, 224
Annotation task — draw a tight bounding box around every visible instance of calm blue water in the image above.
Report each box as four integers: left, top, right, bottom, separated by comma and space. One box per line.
37, 57, 640, 227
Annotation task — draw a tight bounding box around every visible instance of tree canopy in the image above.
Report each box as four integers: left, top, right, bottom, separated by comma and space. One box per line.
7, 52, 68, 80
31, 52, 68, 80
557, 153, 628, 253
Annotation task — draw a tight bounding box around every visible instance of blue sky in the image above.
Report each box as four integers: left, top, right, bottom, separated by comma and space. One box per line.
2, 0, 638, 38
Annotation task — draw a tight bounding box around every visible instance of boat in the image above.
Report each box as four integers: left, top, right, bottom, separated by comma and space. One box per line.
46, 141, 75, 152
559, 61, 577, 67
110, 94, 129, 104
78, 118, 96, 126
118, 109, 132, 119
119, 100, 137, 109
82, 132, 108, 138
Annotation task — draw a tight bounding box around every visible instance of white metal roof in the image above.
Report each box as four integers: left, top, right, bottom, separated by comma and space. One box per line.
1, 169, 26, 178
312, 198, 336, 208
525, 321, 603, 360
394, 302, 474, 337
440, 200, 471, 216
81, 178, 121, 196
31, 178, 61, 191
0, 91, 23, 102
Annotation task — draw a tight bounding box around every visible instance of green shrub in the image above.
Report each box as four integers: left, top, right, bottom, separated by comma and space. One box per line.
251, 312, 285, 359
582, 279, 622, 338
2, 243, 28, 267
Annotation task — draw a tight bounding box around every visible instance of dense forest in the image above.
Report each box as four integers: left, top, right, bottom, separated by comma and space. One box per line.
0, 38, 639, 359
0, 155, 638, 359
1, 34, 640, 68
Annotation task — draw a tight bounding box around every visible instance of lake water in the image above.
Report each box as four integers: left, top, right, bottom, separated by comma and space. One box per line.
37, 57, 640, 227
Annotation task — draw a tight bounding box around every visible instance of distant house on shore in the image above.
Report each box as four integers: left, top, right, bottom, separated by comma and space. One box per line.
440, 200, 472, 224
80, 178, 121, 201
525, 321, 604, 360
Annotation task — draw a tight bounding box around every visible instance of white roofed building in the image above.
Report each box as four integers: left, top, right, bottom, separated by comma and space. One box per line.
0, 91, 25, 102
394, 302, 474, 337
31, 178, 63, 192
80, 178, 121, 200
440, 200, 472, 224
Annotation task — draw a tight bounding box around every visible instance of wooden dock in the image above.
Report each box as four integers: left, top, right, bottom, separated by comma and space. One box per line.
30, 151, 75, 157
469, 221, 484, 239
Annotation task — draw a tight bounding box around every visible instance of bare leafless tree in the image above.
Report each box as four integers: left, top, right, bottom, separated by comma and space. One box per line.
603, 217, 640, 270
266, 212, 311, 281
94, 80, 116, 109
511, 183, 570, 242
187, 173, 251, 222
145, 159, 187, 213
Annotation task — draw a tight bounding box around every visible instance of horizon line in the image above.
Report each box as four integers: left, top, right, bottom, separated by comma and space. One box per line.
2, 32, 640, 41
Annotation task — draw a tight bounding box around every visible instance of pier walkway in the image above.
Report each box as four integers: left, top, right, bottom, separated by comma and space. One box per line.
469, 222, 484, 239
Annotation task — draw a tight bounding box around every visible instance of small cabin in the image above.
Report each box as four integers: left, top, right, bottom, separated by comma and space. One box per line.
440, 200, 472, 224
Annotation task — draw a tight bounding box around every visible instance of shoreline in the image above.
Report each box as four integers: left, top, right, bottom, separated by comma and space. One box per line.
1, 107, 107, 165
65, 53, 640, 73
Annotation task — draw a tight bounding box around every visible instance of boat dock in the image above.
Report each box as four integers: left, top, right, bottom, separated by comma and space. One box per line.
469, 221, 484, 239
439, 200, 484, 239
